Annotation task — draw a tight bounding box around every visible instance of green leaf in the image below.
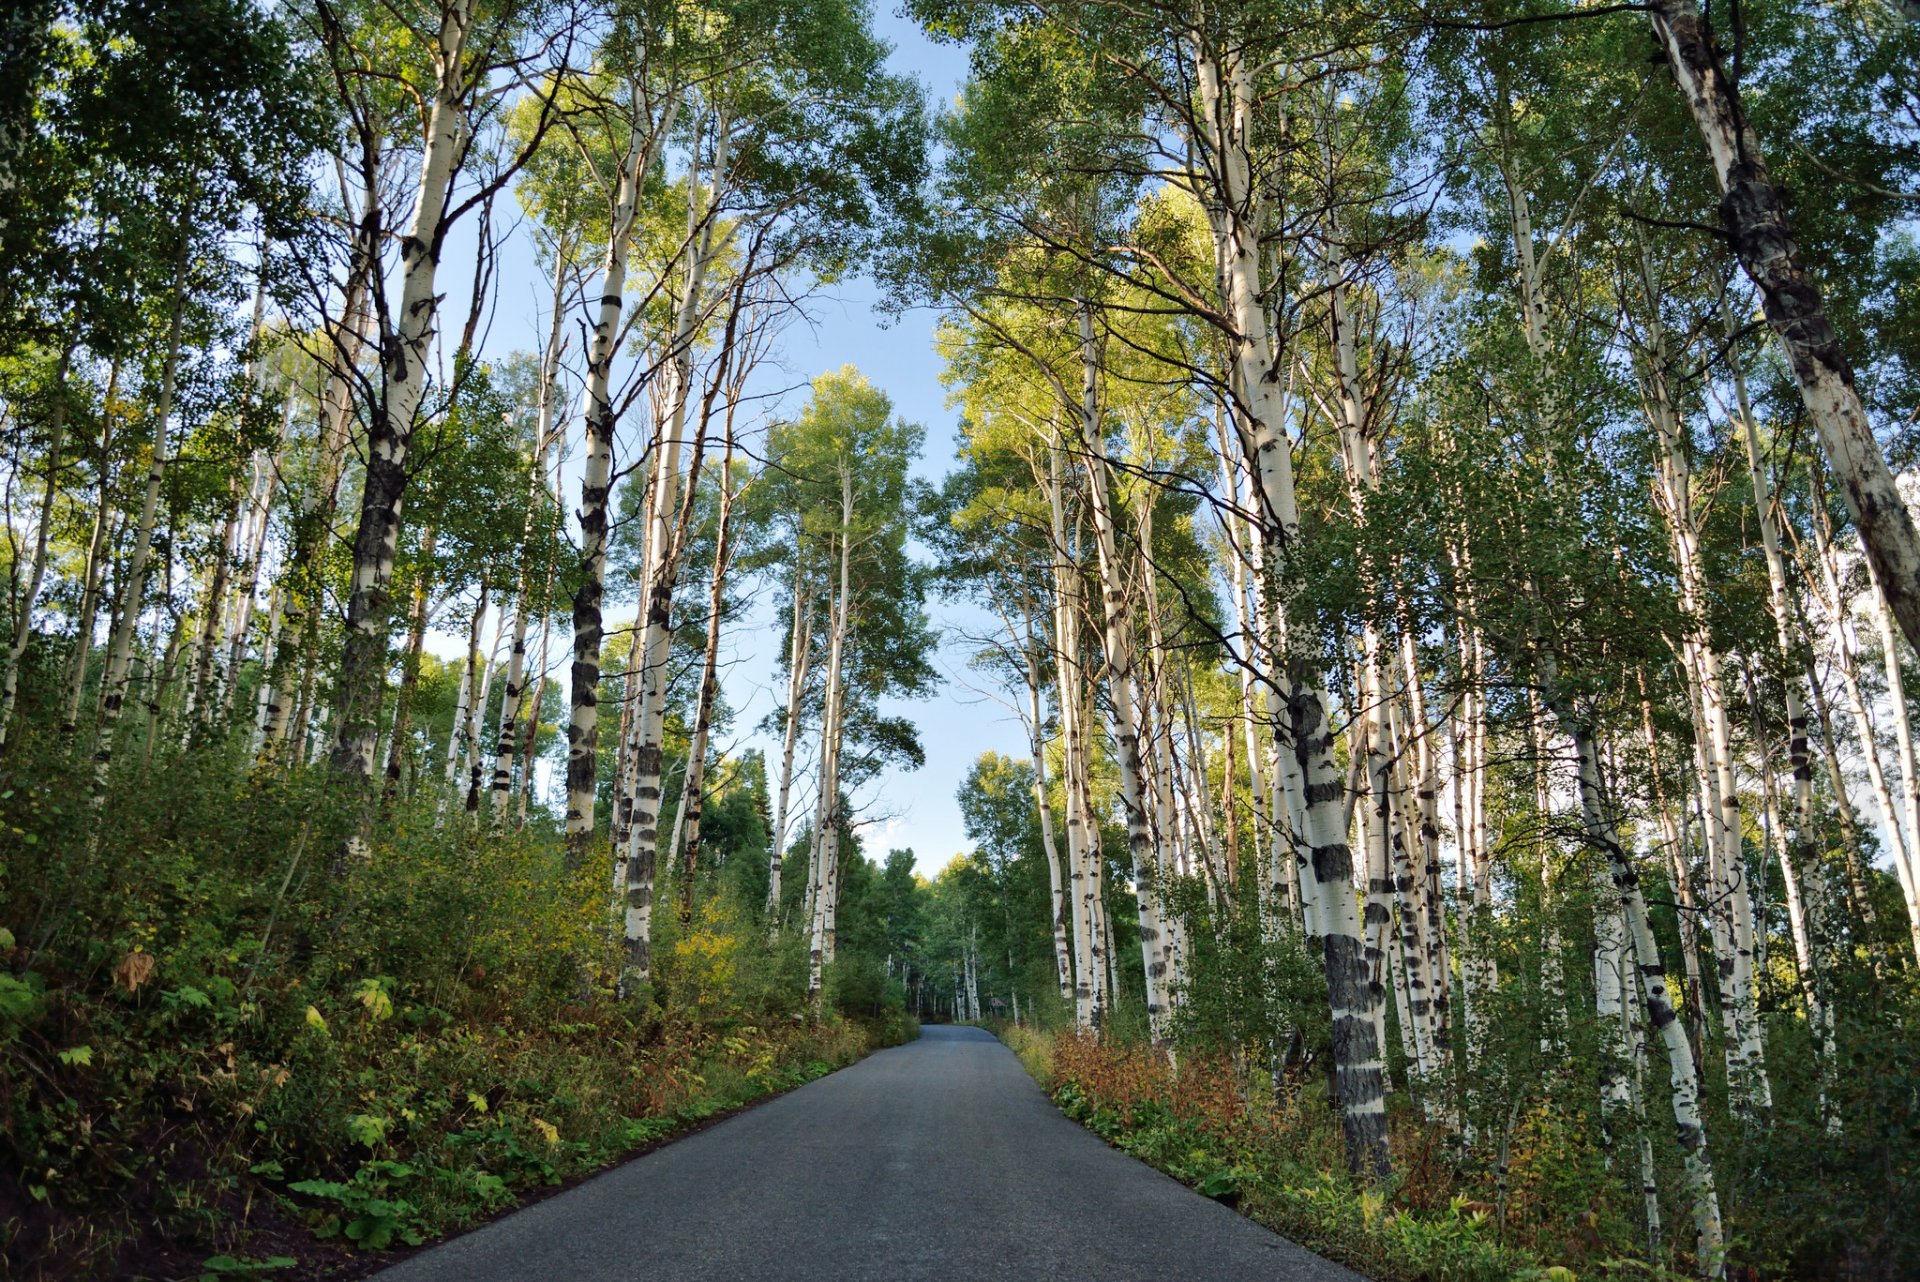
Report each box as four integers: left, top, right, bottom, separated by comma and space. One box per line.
345, 1113, 389, 1146
0, 972, 40, 1023
199, 1255, 297, 1279
287, 1179, 350, 1200
56, 1044, 92, 1067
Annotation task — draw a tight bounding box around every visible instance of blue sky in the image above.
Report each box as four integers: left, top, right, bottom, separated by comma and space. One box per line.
430, 9, 1007, 875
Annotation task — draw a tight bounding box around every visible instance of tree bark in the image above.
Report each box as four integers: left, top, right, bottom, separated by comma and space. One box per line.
493, 247, 569, 813
1193, 37, 1387, 1177
564, 87, 678, 865
621, 114, 725, 986
673, 430, 739, 925
0, 343, 70, 751
94, 244, 189, 800
1650, 0, 1920, 655
766, 576, 811, 919
328, 0, 475, 792
1073, 300, 1169, 1039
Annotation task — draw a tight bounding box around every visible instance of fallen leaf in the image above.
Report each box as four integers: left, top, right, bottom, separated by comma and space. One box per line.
113, 952, 156, 994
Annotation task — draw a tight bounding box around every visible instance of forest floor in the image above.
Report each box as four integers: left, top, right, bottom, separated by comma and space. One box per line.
361, 1025, 1358, 1282
3, 982, 904, 1282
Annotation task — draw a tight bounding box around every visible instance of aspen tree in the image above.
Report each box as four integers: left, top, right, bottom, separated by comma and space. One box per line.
93, 242, 189, 798
493, 239, 573, 812
672, 383, 747, 924
561, 67, 681, 863
1648, 0, 1920, 655
328, 0, 481, 787
1071, 300, 1171, 1038
764, 573, 811, 916
0, 345, 68, 750
1543, 657, 1726, 1279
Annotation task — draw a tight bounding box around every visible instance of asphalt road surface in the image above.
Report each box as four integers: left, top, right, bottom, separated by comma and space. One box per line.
371, 1025, 1364, 1282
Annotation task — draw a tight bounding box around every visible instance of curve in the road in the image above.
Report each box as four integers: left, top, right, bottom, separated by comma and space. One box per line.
371, 1025, 1364, 1282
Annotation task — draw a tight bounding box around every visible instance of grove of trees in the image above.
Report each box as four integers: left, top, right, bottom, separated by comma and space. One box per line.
0, 0, 1916, 1278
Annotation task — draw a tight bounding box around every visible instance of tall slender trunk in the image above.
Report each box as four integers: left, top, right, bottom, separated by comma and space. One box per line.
519, 573, 556, 827
1594, 860, 1634, 1142
1195, 39, 1385, 1177
265, 190, 372, 763
1024, 634, 1074, 1002
1729, 324, 1836, 1068
444, 602, 478, 796
461, 583, 490, 812
1806, 482, 1920, 966
218, 384, 293, 724
563, 90, 678, 862
1050, 442, 1097, 1029
184, 484, 242, 733
0, 344, 70, 751
673, 431, 738, 924
1547, 671, 1725, 1280
493, 256, 568, 812
807, 487, 854, 1002
1798, 646, 1884, 954
1865, 556, 1920, 969
250, 582, 287, 753
1650, 0, 1920, 655
382, 525, 438, 798
94, 244, 189, 799
329, 0, 475, 790
1639, 289, 1769, 1112
1073, 300, 1169, 1038
765, 575, 811, 917
621, 115, 726, 985
607, 623, 646, 890
1740, 664, 1837, 1116
1639, 679, 1710, 1065
1386, 702, 1442, 1096
61, 362, 120, 738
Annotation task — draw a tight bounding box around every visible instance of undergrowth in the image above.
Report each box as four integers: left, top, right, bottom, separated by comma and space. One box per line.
1001, 1025, 1676, 1282
0, 745, 914, 1280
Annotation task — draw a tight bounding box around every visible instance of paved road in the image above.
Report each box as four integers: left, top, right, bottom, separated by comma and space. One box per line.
372, 1025, 1363, 1282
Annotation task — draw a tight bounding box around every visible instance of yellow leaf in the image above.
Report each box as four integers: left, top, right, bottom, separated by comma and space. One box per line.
466, 1091, 489, 1114
532, 1118, 559, 1146
304, 1006, 328, 1032
355, 979, 393, 1021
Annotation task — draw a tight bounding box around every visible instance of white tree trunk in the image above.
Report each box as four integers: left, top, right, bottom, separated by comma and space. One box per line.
1651, 0, 1920, 656
766, 576, 811, 917
564, 87, 678, 859
1194, 42, 1386, 1177
807, 486, 854, 1003
1073, 302, 1169, 1038
0, 345, 69, 750
1024, 636, 1074, 1002
94, 251, 188, 797
1050, 444, 1099, 1030
328, 0, 474, 787
1639, 292, 1769, 1112
493, 254, 569, 811
1547, 665, 1725, 1280
622, 117, 727, 984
